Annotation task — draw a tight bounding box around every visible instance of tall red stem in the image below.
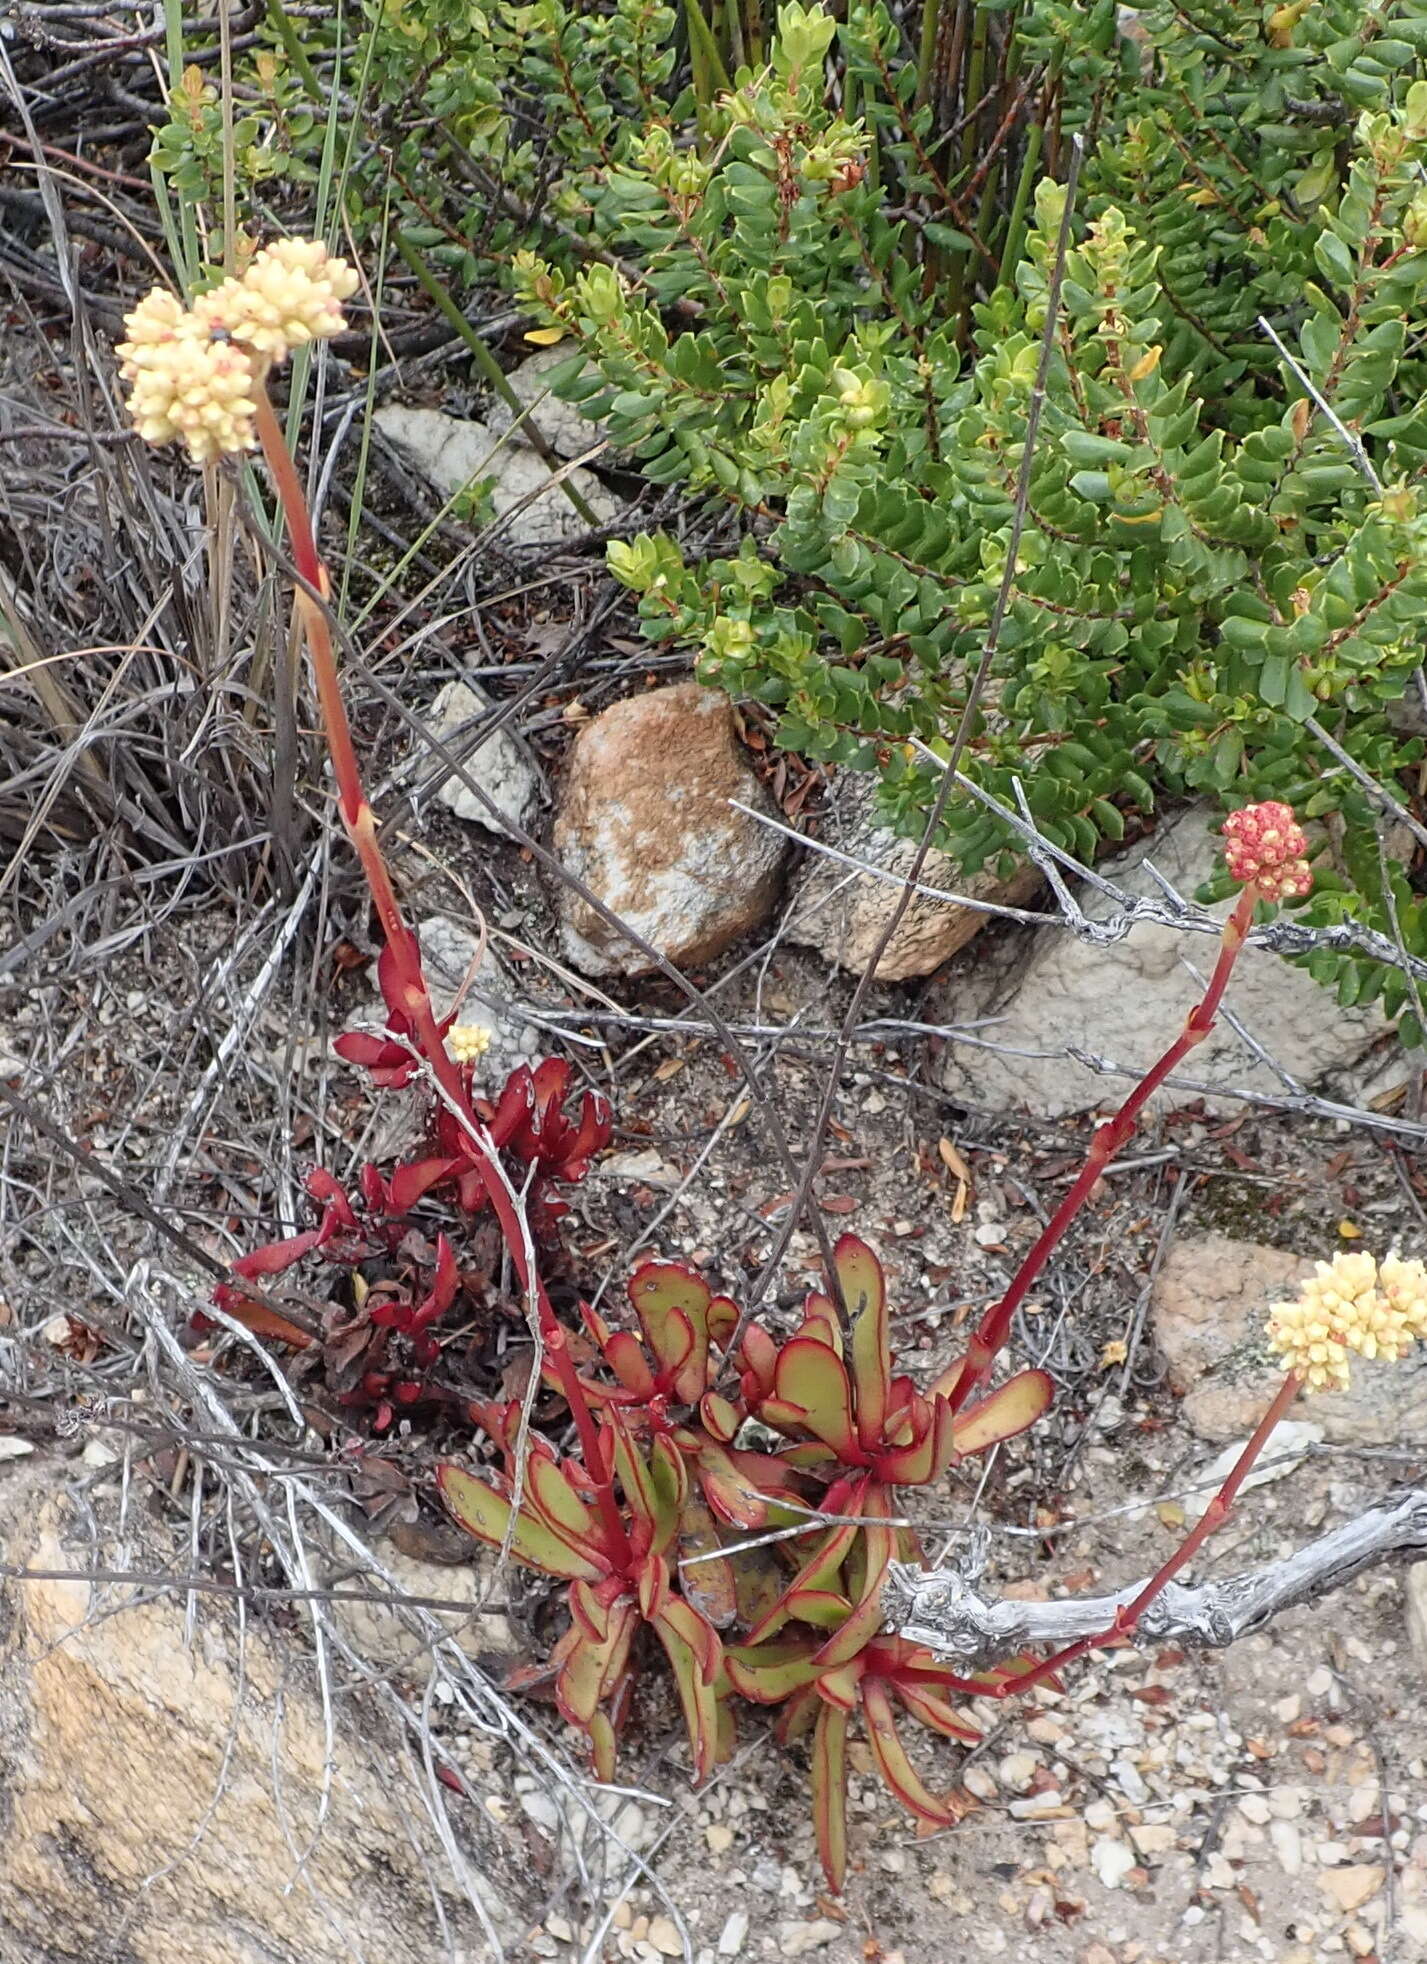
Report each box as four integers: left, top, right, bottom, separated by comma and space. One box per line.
949, 885, 1258, 1413
251, 383, 630, 1562
996, 1370, 1302, 1697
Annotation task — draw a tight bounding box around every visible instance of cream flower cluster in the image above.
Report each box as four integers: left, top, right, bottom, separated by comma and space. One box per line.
117, 240, 358, 466
1267, 1250, 1427, 1392
447, 1023, 493, 1066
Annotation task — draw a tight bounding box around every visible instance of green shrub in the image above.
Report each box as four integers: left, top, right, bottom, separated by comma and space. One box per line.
512, 0, 1427, 1040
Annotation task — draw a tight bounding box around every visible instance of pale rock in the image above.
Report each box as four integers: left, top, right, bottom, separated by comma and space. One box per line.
933, 803, 1391, 1117
1271, 1819, 1303, 1875
1318, 1865, 1386, 1914
554, 684, 787, 977
422, 679, 538, 838
785, 771, 1041, 982
1010, 1790, 1065, 1820
485, 343, 612, 460
327, 1541, 514, 1672
718, 1909, 750, 1956
1128, 1823, 1176, 1856
706, 1823, 735, 1854
1182, 1420, 1322, 1525
0, 1458, 527, 1964
1152, 1233, 1427, 1445
1092, 1837, 1138, 1889
1407, 1562, 1427, 1670
777, 1918, 842, 1956
647, 1915, 684, 1957
418, 915, 540, 1084
998, 1750, 1039, 1793
374, 403, 619, 545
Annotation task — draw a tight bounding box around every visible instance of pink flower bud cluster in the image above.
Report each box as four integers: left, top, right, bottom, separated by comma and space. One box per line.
1221, 801, 1312, 901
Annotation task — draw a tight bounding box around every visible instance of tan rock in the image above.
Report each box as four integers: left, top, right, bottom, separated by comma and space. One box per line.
1151, 1232, 1427, 1444
786, 771, 1041, 981
0, 1459, 528, 1963
554, 684, 787, 976
1318, 1864, 1386, 1914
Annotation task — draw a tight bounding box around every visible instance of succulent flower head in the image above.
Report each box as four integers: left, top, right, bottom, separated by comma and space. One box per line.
194, 239, 358, 360
1265, 1249, 1425, 1390
1380, 1252, 1427, 1341
1221, 801, 1313, 901
117, 294, 258, 464
447, 1023, 493, 1066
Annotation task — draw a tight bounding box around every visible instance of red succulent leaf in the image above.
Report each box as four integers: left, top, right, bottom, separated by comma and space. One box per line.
737, 1322, 779, 1399
839, 1235, 890, 1449
387, 1156, 462, 1213
209, 1291, 314, 1349
773, 1337, 861, 1460
874, 1394, 956, 1487
952, 1369, 1055, 1456
811, 1700, 850, 1894
231, 1229, 321, 1278
435, 1462, 610, 1580
603, 1330, 658, 1399
306, 1167, 359, 1229
862, 1678, 956, 1828
650, 1607, 721, 1783
333, 1030, 394, 1068
723, 1636, 823, 1704
798, 1293, 842, 1354
894, 1681, 981, 1745
698, 1391, 741, 1444
707, 1295, 739, 1350
628, 1262, 714, 1402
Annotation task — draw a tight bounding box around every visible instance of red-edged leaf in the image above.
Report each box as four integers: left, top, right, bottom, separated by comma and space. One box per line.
528, 1453, 602, 1548
678, 1495, 738, 1630
894, 1681, 981, 1744
647, 1433, 689, 1556
707, 1294, 739, 1350
737, 1322, 779, 1397
798, 1292, 843, 1354
651, 1612, 720, 1782
699, 1391, 741, 1443
862, 1678, 956, 1827
745, 1521, 859, 1646
952, 1369, 1054, 1457
657, 1593, 722, 1685
815, 1658, 864, 1712
812, 1497, 893, 1670
837, 1236, 890, 1450
723, 1637, 822, 1704
232, 1230, 320, 1278
875, 1394, 955, 1487
589, 1707, 617, 1783
210, 1294, 314, 1348
812, 1700, 850, 1893
773, 1338, 860, 1459
568, 1578, 612, 1643
629, 1262, 713, 1401
637, 1554, 671, 1622
604, 1330, 657, 1397
926, 1353, 969, 1402
694, 1439, 770, 1530
306, 1166, 358, 1226
388, 1156, 460, 1212
784, 1587, 852, 1629
773, 1683, 820, 1746
435, 1463, 608, 1580
333, 1030, 392, 1067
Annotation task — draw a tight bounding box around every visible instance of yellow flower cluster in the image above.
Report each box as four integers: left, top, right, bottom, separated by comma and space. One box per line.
447, 1023, 493, 1066
1267, 1250, 1427, 1392
116, 240, 358, 466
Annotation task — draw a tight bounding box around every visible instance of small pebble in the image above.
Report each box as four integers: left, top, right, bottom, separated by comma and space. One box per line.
1092, 1838, 1137, 1890
647, 1917, 683, 1958
717, 1910, 749, 1956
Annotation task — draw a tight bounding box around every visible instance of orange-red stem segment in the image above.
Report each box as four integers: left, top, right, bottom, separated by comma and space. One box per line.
950, 885, 1258, 1414
251, 383, 631, 1564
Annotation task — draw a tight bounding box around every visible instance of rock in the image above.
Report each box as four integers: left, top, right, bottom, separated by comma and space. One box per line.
328, 1542, 514, 1672
422, 679, 538, 839
553, 684, 788, 978
1151, 1232, 1427, 1444
777, 1919, 842, 1956
932, 803, 1391, 1118
1406, 1562, 1427, 1669
1317, 1864, 1385, 1914
0, 1457, 528, 1964
1184, 1420, 1322, 1524
1090, 1837, 1137, 1889
373, 404, 619, 546
718, 1910, 750, 1956
786, 772, 1041, 981
485, 343, 611, 461
647, 1915, 684, 1957
417, 915, 541, 1085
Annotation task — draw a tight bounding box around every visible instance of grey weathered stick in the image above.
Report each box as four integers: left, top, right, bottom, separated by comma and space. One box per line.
882, 1486, 1427, 1668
